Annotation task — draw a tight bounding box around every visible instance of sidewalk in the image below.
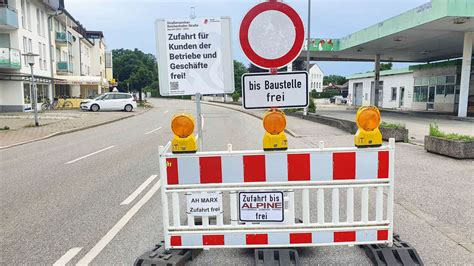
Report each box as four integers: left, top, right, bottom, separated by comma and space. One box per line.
0, 108, 149, 149
314, 107, 474, 144
203, 101, 473, 144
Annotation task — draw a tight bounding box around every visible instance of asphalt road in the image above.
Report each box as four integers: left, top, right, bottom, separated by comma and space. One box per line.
1, 98, 472, 265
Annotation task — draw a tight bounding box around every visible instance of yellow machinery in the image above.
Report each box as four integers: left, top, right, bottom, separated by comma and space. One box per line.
171, 113, 198, 153
354, 106, 382, 147
262, 109, 288, 151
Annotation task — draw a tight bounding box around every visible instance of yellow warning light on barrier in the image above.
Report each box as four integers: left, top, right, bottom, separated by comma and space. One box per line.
263, 109, 288, 151
171, 113, 197, 153
354, 106, 382, 147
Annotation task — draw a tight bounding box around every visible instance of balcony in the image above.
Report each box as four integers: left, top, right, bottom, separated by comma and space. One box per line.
55, 32, 73, 46
57, 61, 73, 74
0, 48, 21, 70
0, 5, 19, 30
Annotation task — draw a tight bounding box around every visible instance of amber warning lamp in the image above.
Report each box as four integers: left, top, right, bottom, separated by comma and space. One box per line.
262, 109, 288, 151
171, 113, 198, 153
354, 106, 382, 147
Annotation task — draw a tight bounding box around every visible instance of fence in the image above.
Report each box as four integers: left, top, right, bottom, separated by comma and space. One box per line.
159, 139, 395, 249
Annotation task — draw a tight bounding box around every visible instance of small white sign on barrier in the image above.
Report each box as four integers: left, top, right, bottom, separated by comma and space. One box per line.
239, 191, 284, 222
186, 192, 222, 216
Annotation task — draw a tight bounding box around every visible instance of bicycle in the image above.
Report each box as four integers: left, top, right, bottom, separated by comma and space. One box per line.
41, 97, 73, 110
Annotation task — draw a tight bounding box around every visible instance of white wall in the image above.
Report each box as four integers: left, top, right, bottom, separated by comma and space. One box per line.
309, 64, 324, 92
0, 81, 23, 105
348, 73, 414, 109
11, 0, 52, 78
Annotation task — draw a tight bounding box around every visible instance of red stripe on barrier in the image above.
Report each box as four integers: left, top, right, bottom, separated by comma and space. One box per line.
378, 151, 389, 179
333, 152, 356, 180
170, 235, 182, 246
202, 234, 225, 245
243, 155, 266, 182
289, 232, 312, 244
166, 158, 179, 185
199, 156, 222, 184
246, 234, 268, 245
334, 231, 356, 242
287, 154, 310, 181
377, 230, 389, 241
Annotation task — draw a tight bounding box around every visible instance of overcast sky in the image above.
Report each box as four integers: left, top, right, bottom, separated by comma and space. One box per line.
66, 0, 429, 76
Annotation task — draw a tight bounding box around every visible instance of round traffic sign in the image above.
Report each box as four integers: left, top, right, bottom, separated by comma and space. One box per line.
239, 1, 305, 69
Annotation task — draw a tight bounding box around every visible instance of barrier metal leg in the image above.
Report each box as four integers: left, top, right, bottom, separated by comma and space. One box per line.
134, 241, 202, 266
361, 234, 423, 266
254, 248, 299, 266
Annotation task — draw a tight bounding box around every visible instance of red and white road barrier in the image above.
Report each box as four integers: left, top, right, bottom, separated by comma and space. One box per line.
159, 139, 396, 250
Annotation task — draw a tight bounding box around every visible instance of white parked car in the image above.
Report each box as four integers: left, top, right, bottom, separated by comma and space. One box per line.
80, 93, 137, 112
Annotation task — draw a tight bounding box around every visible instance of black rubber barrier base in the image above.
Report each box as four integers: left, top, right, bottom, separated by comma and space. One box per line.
134, 241, 202, 266
362, 234, 423, 265
254, 248, 299, 266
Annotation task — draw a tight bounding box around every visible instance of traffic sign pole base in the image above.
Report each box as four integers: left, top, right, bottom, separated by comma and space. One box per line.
361, 234, 423, 266
134, 241, 202, 266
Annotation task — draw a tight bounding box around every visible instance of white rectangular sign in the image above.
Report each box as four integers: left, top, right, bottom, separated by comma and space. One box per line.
242, 71, 308, 109
186, 192, 222, 217
239, 191, 284, 222
155, 17, 234, 96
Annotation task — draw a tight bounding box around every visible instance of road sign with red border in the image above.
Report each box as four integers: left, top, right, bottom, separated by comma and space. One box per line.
239, 1, 305, 69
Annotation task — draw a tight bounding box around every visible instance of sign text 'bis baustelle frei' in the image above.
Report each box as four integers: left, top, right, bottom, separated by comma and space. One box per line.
242, 71, 308, 109
239, 191, 284, 222
155, 17, 234, 96
186, 192, 223, 217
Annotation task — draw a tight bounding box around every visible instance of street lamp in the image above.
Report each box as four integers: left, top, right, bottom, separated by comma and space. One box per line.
23, 52, 40, 126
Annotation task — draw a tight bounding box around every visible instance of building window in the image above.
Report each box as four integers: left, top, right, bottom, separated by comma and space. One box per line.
391, 87, 397, 101
436, 85, 445, 95
446, 75, 455, 84
413, 86, 428, 102
445, 85, 455, 95
21, 0, 26, 29
43, 44, 47, 70
23, 83, 31, 104
26, 1, 31, 30
38, 42, 42, 70
36, 8, 41, 35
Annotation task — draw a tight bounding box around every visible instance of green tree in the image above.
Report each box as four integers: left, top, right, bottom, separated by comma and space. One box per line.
233, 60, 248, 96
380, 62, 393, 71
112, 48, 158, 95
323, 75, 347, 85
126, 67, 153, 102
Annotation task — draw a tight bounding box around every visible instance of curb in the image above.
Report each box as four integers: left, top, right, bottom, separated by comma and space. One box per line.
202, 101, 299, 137
0, 108, 152, 150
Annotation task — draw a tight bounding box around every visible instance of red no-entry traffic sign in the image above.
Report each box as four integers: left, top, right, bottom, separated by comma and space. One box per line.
239, 1, 305, 69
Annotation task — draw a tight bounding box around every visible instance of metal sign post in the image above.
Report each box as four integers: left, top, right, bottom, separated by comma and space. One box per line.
195, 93, 204, 151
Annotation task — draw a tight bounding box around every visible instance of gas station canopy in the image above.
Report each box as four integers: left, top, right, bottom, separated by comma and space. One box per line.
301, 0, 474, 62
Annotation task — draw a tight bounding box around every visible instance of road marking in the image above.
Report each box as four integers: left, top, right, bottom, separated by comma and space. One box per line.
65, 146, 115, 164
120, 175, 158, 205
144, 126, 162, 135
164, 110, 169, 114
53, 247, 82, 266
76, 179, 162, 265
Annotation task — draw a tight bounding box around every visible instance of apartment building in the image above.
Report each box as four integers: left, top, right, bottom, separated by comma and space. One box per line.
51, 11, 110, 99
0, 0, 112, 112
0, 0, 59, 112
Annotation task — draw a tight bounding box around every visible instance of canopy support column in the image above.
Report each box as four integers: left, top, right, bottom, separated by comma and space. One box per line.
373, 54, 381, 106
458, 32, 473, 117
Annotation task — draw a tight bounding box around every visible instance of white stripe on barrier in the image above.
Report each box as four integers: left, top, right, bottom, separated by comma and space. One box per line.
266, 153, 287, 182
310, 152, 333, 181
221, 155, 244, 183
356, 151, 378, 180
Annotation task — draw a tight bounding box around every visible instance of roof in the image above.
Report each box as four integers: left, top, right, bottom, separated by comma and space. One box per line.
347, 68, 413, 80
86, 31, 104, 39
300, 0, 474, 62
